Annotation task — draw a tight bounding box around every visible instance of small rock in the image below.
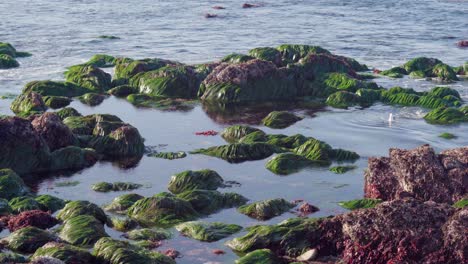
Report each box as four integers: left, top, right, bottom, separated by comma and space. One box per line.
296, 248, 318, 261
242, 3, 260, 8
164, 248, 181, 259
212, 249, 225, 255
456, 40, 468, 48
212, 6, 225, 10
195, 130, 218, 136
205, 13, 218, 18
298, 202, 319, 215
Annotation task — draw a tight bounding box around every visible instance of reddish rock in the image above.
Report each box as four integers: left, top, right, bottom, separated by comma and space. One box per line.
298, 202, 319, 216
205, 13, 218, 18
7, 210, 58, 232
204, 59, 278, 86
373, 68, 382, 74
242, 3, 260, 8
212, 249, 226, 255
457, 40, 468, 48
364, 145, 467, 203
31, 112, 76, 151
164, 248, 181, 259
195, 130, 218, 136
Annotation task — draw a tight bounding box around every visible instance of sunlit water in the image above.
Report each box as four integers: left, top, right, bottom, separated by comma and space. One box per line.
0, 0, 467, 263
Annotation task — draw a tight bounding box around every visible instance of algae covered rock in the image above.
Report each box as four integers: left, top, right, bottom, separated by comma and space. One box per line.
64, 65, 112, 92
9, 196, 43, 213
404, 57, 442, 73
92, 182, 142, 192
87, 125, 145, 159
0, 198, 12, 216
453, 198, 468, 208
34, 195, 66, 213
167, 169, 224, 194
0, 252, 28, 263
329, 165, 356, 174
238, 198, 295, 220
439, 132, 457, 139
148, 151, 186, 160
57, 200, 108, 223
176, 221, 242, 242
265, 153, 314, 175
105, 193, 144, 213
262, 111, 303, 129
23, 80, 91, 98
277, 44, 330, 63
93, 237, 176, 264
3, 226, 56, 253
108, 85, 138, 97
235, 249, 281, 264
380, 66, 407, 78
177, 189, 247, 214
10, 91, 47, 116
114, 58, 175, 84
0, 42, 30, 57
124, 228, 172, 241
0, 168, 29, 200
424, 106, 468, 124
294, 138, 333, 164
265, 134, 308, 149
432, 63, 459, 81
83, 54, 116, 68
55, 107, 81, 120
191, 142, 276, 163
0, 54, 19, 69
43, 96, 72, 109
49, 146, 98, 171
318, 72, 378, 92
338, 198, 382, 210
326, 91, 361, 109
221, 125, 263, 143
78, 93, 106, 106
248, 47, 282, 66
221, 53, 254, 64
59, 215, 108, 247
127, 194, 198, 227
32, 242, 95, 264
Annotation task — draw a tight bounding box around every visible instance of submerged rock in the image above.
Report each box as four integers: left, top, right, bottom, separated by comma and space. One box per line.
238, 198, 295, 220
329, 165, 356, 174
93, 237, 176, 264
32, 242, 95, 264
265, 153, 314, 175
177, 189, 248, 214
191, 142, 276, 163
364, 145, 467, 203
262, 111, 303, 129
176, 221, 242, 242
0, 54, 19, 69
167, 169, 224, 194
59, 215, 108, 247
148, 151, 186, 160
127, 193, 198, 227
2, 226, 57, 253
92, 182, 143, 192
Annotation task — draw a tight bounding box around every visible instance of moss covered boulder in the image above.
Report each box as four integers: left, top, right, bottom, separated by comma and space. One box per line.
226, 217, 320, 256
57, 200, 108, 223
55, 107, 81, 120
167, 169, 224, 194
49, 146, 98, 171
176, 221, 242, 242
221, 125, 264, 143
277, 44, 330, 63
131, 65, 201, 99
35, 195, 66, 213
105, 193, 144, 213
32, 242, 95, 264
177, 189, 248, 215
8, 196, 43, 213
294, 138, 332, 164
124, 228, 172, 241
10, 91, 47, 116
78, 93, 106, 106
235, 249, 281, 264
93, 237, 176, 264
0, 54, 19, 69
148, 151, 186, 160
262, 111, 303, 129
92, 182, 142, 192
326, 91, 362, 109
338, 198, 382, 210
191, 142, 276, 163
23, 80, 91, 97
221, 53, 254, 64
0, 169, 29, 200
432, 63, 459, 81
43, 96, 72, 109
114, 58, 176, 85
83, 54, 116, 68
404, 57, 442, 74
64, 65, 112, 92
238, 198, 295, 220
265, 153, 314, 175
127, 194, 198, 227
59, 215, 108, 247
87, 125, 145, 159
380, 66, 407, 78
3, 226, 56, 253
424, 106, 468, 124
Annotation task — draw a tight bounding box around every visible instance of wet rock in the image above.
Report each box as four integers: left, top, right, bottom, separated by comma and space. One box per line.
364, 145, 467, 203
49, 146, 98, 171
0, 54, 19, 69
265, 153, 314, 175
294, 138, 358, 165
55, 107, 81, 120
2, 226, 57, 253
0, 169, 29, 200
92, 181, 143, 192
326, 91, 362, 109
355, 88, 382, 106
59, 215, 108, 247
148, 151, 187, 160
87, 125, 145, 159
213, 249, 226, 255
78, 92, 106, 106
167, 169, 224, 194
9, 196, 43, 213
439, 132, 457, 139
297, 202, 319, 216
83, 54, 116, 68
221, 125, 263, 143
236, 249, 280, 264
110, 216, 138, 232
107, 85, 138, 97
205, 13, 218, 18
124, 228, 172, 241
380, 66, 407, 78
404, 57, 442, 74
97, 35, 120, 40
0, 198, 12, 216
10, 91, 47, 116
0, 42, 28, 57
34, 195, 66, 213
277, 44, 330, 64
93, 237, 176, 264
262, 111, 303, 129
163, 249, 180, 259
238, 198, 295, 220
457, 40, 468, 48
329, 165, 356, 174
114, 58, 177, 85
31, 112, 76, 151
338, 198, 382, 210
43, 96, 72, 109
176, 221, 242, 242
127, 193, 198, 227
7, 210, 58, 232
57, 200, 108, 224
248, 47, 283, 66
32, 242, 95, 264
64, 65, 112, 92
221, 53, 255, 64
424, 106, 468, 124
23, 80, 91, 97
177, 189, 248, 214
432, 63, 459, 81
191, 142, 276, 163
105, 193, 144, 213
242, 3, 260, 8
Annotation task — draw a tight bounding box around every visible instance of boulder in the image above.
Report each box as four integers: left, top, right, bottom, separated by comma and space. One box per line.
2, 226, 56, 253
10, 91, 47, 116
105, 193, 144, 213
59, 215, 108, 247
31, 112, 76, 151
0, 169, 29, 200
32, 242, 95, 264
238, 198, 295, 220
23, 80, 91, 97
262, 111, 303, 129
167, 169, 224, 194
175, 221, 242, 242
0, 54, 19, 69
64, 65, 112, 92
191, 142, 276, 163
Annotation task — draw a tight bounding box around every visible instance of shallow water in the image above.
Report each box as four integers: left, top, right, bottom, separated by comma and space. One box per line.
1, 0, 467, 263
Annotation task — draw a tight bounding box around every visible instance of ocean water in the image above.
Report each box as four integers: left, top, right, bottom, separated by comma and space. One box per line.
0, 0, 467, 263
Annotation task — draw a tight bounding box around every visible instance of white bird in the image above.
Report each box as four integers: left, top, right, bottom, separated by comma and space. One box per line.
388, 113, 394, 123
